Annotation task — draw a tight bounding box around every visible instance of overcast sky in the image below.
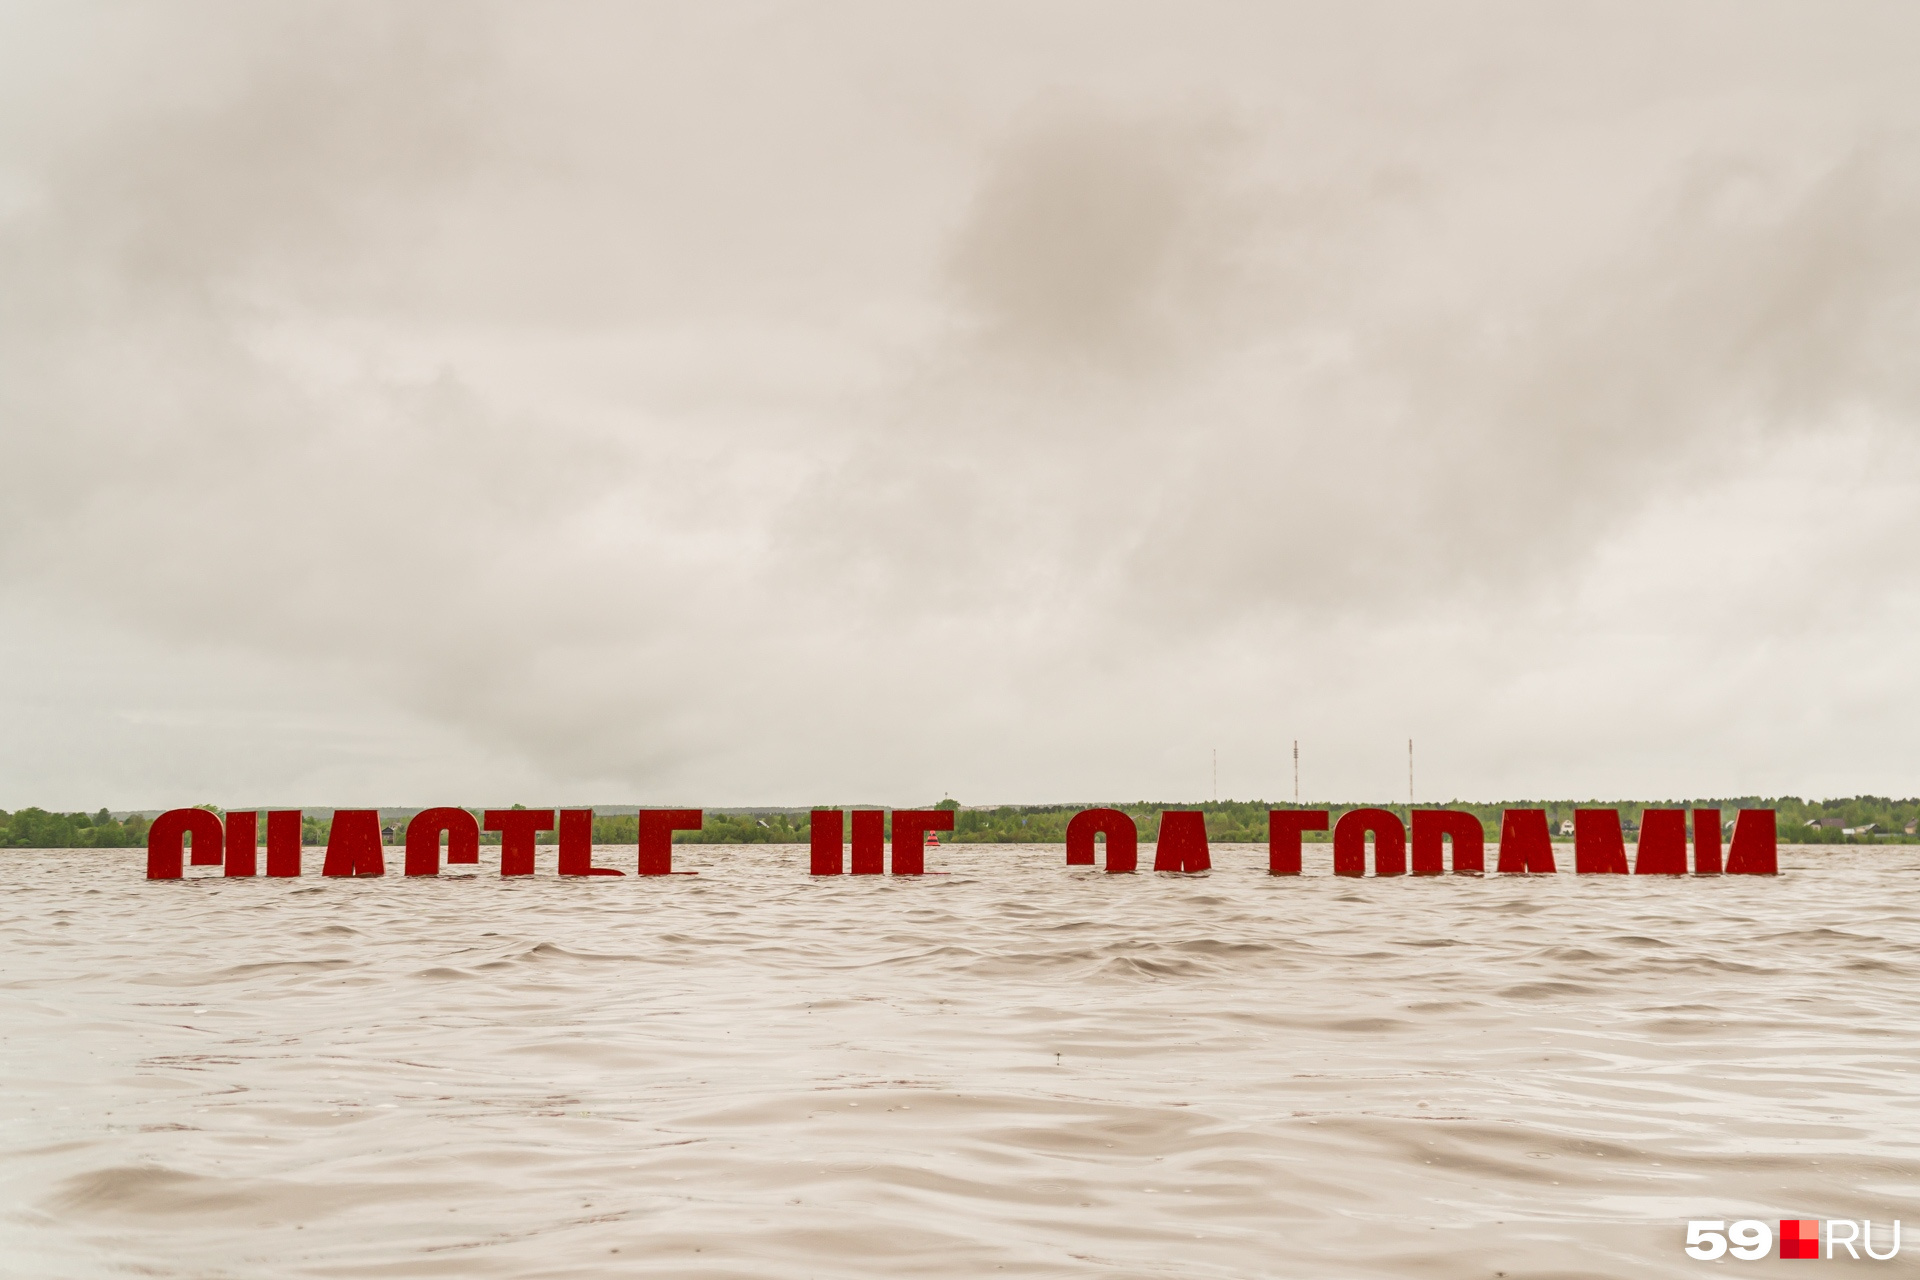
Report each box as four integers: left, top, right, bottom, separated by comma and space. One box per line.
2, 2, 1918, 810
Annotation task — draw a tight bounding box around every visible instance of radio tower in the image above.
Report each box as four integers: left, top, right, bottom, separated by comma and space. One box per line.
1293, 740, 1299, 804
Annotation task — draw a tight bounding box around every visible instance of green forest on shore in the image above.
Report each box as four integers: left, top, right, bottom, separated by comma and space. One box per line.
3, 796, 1917, 849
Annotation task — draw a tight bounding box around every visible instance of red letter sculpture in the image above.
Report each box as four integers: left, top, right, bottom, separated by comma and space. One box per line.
638, 809, 702, 875
407, 807, 483, 876
190, 812, 225, 866
890, 809, 954, 875
1692, 809, 1722, 875
558, 808, 623, 876
850, 809, 885, 875
1268, 810, 1329, 875
483, 809, 555, 876
1496, 809, 1556, 874
1632, 809, 1688, 875
265, 810, 302, 877
1334, 808, 1406, 877
1068, 808, 1139, 873
322, 810, 386, 877
1573, 809, 1629, 874
1725, 809, 1777, 875
146, 807, 225, 880
223, 811, 258, 877
810, 809, 844, 875
1410, 810, 1483, 874
1153, 812, 1211, 873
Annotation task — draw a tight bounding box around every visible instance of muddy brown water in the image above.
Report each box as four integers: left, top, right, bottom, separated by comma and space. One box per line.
2, 843, 1916, 1277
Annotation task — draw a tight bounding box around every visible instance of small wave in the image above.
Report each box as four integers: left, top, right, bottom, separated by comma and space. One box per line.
1496, 980, 1597, 999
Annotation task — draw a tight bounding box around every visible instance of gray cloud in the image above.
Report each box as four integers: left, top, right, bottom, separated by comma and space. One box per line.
947, 102, 1249, 371
3, 3, 1919, 807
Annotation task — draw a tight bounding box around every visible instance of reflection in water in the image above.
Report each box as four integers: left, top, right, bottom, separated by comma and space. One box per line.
1, 843, 1916, 1277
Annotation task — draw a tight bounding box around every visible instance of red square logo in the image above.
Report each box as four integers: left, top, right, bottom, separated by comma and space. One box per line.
1779, 1219, 1820, 1259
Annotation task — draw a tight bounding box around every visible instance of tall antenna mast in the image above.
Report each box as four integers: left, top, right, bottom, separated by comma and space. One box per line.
1293, 740, 1299, 804
1408, 738, 1414, 819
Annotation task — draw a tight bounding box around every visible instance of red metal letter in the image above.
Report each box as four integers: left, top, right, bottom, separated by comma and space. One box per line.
638, 809, 702, 875
1410, 810, 1483, 874
1267, 810, 1329, 875
558, 808, 622, 876
1725, 808, 1777, 875
190, 813, 225, 866
850, 810, 885, 875
265, 810, 302, 877
223, 811, 258, 877
1068, 808, 1139, 873
1574, 809, 1628, 874
890, 809, 954, 875
1153, 811, 1211, 873
1334, 808, 1406, 877
810, 809, 844, 875
146, 807, 224, 880
322, 810, 386, 877
1692, 808, 1722, 875
1633, 809, 1688, 875
1496, 809, 1556, 874
407, 807, 482, 876
484, 809, 555, 876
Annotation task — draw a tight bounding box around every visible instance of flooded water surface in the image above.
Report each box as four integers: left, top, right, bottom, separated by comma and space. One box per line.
3, 843, 1918, 1277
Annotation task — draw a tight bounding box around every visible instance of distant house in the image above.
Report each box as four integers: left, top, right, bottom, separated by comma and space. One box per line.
381, 825, 397, 844
1807, 817, 1846, 829
1843, 823, 1877, 837
1558, 820, 1574, 836
1907, 820, 1918, 836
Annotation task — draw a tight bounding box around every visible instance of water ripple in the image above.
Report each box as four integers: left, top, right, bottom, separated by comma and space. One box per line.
1, 842, 1915, 1276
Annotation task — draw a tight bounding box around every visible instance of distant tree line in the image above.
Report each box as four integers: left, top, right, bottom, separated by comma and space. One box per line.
0, 808, 152, 848
909, 797, 1920, 844
4, 796, 1915, 849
